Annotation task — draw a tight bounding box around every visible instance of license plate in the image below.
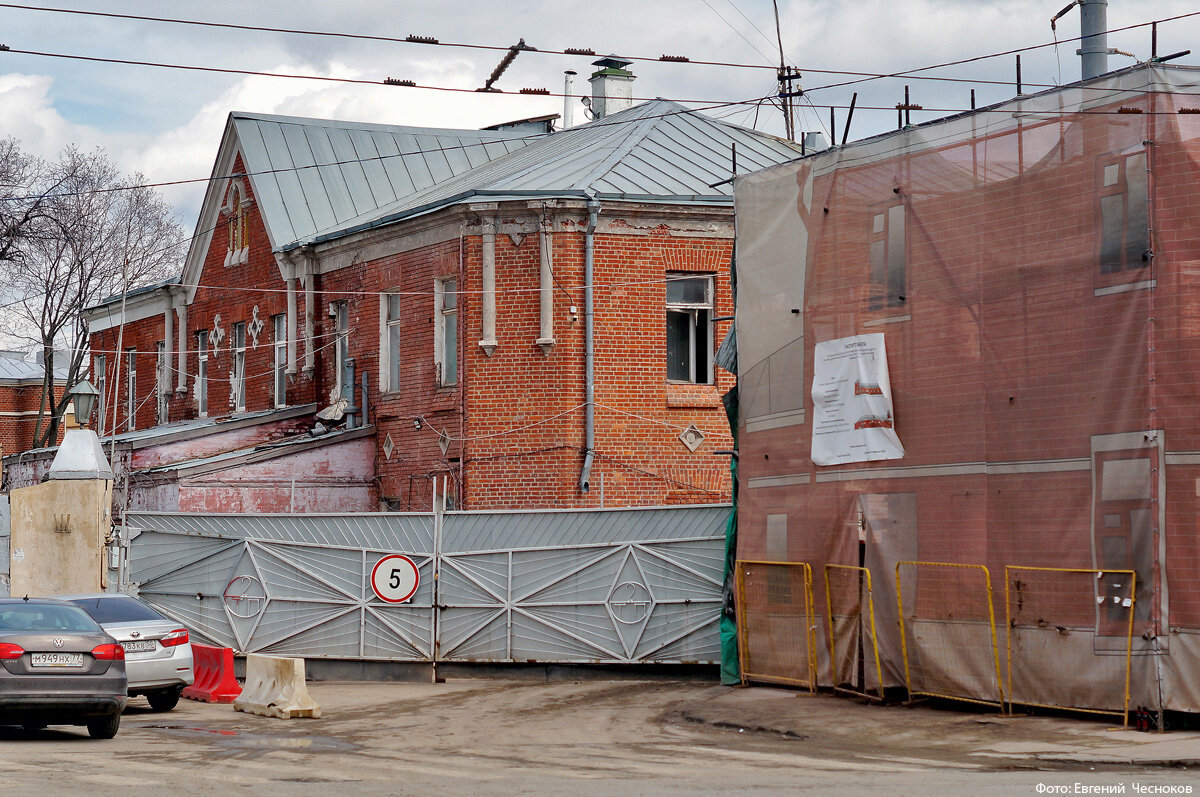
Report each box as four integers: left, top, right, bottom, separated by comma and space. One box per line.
30, 652, 83, 667
121, 640, 156, 653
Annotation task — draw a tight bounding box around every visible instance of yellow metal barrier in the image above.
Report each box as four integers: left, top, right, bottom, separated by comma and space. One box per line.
896, 561, 1004, 707
823, 564, 884, 700
735, 560, 817, 691
1004, 566, 1136, 726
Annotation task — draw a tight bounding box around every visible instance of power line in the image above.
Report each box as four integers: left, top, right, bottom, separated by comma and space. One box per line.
800, 9, 1200, 94
0, 2, 777, 72
5, 3, 1196, 94
1, 45, 763, 105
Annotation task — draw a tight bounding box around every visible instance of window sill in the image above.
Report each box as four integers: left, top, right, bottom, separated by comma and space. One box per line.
666, 383, 722, 408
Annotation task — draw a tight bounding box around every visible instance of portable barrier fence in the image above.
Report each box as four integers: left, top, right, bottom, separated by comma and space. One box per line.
735, 560, 817, 690
823, 564, 884, 700
1004, 566, 1136, 725
896, 561, 1005, 707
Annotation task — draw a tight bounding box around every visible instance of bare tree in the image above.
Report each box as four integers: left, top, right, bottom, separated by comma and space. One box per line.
0, 143, 186, 447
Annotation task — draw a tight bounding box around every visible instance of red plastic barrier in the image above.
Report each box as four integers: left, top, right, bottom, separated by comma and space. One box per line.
181, 643, 242, 704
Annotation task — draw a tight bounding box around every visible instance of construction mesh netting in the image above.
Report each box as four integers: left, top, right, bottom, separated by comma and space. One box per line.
732, 65, 1200, 713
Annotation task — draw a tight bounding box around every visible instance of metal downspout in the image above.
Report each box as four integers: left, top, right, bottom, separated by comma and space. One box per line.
579, 197, 600, 492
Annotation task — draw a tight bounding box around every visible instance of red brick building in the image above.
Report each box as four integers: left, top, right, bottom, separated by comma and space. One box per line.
0, 351, 67, 461
74, 63, 802, 513
733, 64, 1200, 712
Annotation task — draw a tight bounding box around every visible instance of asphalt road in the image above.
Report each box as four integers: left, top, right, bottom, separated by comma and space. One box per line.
1, 680, 1196, 796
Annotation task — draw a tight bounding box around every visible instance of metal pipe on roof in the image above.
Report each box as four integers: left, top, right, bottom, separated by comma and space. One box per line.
1080, 0, 1109, 80
563, 71, 576, 129
579, 196, 600, 493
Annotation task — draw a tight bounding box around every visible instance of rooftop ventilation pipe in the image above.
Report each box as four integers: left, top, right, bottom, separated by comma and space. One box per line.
563, 70, 576, 128
1079, 0, 1110, 80
1053, 0, 1114, 81
578, 196, 600, 493
588, 56, 635, 119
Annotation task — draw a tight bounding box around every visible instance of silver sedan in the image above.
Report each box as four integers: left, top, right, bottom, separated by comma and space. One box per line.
0, 597, 128, 738
64, 594, 193, 712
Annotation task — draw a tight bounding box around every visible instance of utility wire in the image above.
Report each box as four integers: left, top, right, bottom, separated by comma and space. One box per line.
0, 2, 776, 71
800, 9, 1200, 94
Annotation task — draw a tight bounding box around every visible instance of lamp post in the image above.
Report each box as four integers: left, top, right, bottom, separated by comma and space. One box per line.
70, 379, 99, 429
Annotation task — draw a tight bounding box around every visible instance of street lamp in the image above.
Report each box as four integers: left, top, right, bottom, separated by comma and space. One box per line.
70, 379, 99, 429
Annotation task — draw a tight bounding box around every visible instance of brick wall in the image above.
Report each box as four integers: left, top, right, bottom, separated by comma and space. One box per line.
88, 164, 736, 510
0, 380, 66, 455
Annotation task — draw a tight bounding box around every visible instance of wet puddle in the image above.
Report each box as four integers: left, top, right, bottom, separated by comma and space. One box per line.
144, 724, 358, 753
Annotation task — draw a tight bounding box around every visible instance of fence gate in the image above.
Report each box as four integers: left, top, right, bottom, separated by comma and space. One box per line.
125, 505, 727, 665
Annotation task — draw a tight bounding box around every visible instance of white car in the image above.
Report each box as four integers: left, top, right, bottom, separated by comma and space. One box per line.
64, 594, 193, 712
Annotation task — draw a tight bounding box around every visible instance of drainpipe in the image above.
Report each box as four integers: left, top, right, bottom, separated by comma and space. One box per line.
579, 197, 600, 493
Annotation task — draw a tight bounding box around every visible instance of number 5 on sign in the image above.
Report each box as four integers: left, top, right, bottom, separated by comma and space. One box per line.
370, 554, 420, 603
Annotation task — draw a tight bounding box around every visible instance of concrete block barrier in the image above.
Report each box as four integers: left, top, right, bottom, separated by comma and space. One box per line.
182, 643, 243, 704
233, 654, 321, 719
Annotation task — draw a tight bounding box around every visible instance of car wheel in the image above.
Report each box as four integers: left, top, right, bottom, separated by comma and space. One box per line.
146, 689, 181, 712
86, 714, 121, 739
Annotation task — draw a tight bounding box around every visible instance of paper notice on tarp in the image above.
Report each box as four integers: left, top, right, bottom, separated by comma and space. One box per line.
811, 333, 904, 466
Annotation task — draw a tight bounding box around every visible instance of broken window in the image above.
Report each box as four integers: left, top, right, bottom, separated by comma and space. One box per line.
1099, 152, 1149, 274
666, 274, 713, 384
868, 204, 906, 310
232, 321, 246, 412
435, 279, 457, 386
196, 330, 208, 417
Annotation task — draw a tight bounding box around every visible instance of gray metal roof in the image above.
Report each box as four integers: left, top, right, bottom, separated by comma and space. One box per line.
232, 113, 537, 250
285, 100, 804, 249
0, 351, 68, 384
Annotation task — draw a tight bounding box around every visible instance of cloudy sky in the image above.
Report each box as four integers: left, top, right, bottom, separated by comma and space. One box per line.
1, 0, 1197, 224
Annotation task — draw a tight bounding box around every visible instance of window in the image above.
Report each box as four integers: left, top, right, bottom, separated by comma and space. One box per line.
869, 204, 906, 310
332, 302, 350, 399
383, 292, 402, 393
93, 355, 106, 434
273, 313, 287, 408
232, 322, 246, 412
435, 279, 457, 386
125, 348, 136, 431
666, 274, 713, 384
224, 182, 248, 267
196, 330, 208, 417
155, 341, 168, 425
1099, 152, 1149, 274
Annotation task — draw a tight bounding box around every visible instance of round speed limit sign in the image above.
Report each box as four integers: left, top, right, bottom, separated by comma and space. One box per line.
370, 554, 420, 603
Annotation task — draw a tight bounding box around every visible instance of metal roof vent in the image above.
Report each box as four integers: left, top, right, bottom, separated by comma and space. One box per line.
586, 55, 635, 119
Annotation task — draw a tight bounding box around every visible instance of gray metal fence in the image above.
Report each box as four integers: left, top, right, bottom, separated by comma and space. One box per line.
125, 504, 727, 665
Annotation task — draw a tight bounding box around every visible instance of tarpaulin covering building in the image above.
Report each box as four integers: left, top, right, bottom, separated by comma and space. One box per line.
732, 64, 1200, 714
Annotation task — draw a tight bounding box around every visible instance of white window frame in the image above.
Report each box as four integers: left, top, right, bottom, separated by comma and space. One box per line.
434, 278, 458, 386
155, 340, 168, 425
665, 274, 714, 385
273, 313, 287, 408
94, 354, 106, 435
232, 321, 246, 412
381, 292, 402, 393
331, 301, 350, 399
196, 330, 209, 417
125, 347, 137, 431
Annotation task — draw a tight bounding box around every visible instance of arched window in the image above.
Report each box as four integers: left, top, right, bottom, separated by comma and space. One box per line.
224, 180, 249, 266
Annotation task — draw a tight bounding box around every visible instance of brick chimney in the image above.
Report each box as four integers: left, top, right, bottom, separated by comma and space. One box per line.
588, 56, 635, 119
